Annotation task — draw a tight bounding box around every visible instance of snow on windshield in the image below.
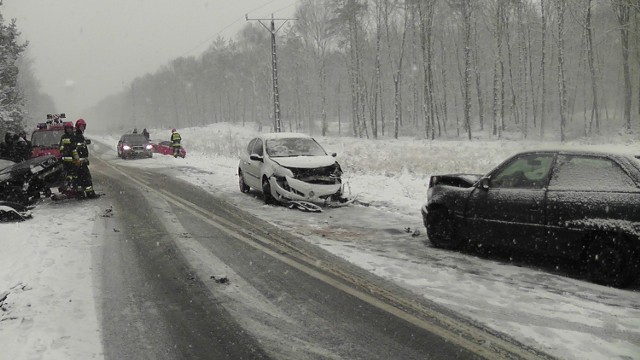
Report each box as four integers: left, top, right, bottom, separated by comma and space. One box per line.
266, 138, 327, 157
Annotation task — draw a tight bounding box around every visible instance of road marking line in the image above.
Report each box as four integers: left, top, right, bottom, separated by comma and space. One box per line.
95, 156, 551, 360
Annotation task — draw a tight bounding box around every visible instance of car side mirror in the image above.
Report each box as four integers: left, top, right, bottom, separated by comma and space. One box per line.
250, 153, 263, 162
85, 139, 91, 145
478, 177, 490, 190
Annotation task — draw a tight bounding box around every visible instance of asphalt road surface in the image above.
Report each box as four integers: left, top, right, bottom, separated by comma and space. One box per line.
88, 149, 555, 360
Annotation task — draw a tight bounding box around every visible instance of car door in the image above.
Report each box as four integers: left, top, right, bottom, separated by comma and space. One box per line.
545, 154, 640, 257
243, 138, 264, 189
465, 153, 554, 252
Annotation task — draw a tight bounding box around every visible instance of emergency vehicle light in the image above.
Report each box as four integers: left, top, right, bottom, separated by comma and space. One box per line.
46, 114, 52, 119
37, 123, 47, 129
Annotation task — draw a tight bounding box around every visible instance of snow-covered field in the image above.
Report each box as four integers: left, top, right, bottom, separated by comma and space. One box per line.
1, 122, 639, 360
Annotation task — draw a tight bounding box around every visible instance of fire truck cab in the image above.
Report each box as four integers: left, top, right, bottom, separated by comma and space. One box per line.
30, 113, 67, 159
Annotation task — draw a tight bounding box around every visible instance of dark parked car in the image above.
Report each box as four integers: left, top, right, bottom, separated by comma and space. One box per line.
117, 133, 153, 159
422, 150, 640, 288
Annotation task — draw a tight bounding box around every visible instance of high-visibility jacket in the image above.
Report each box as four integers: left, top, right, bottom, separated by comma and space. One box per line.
171, 132, 182, 147
59, 132, 79, 163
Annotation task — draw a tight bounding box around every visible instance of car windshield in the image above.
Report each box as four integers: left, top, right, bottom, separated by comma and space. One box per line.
266, 138, 326, 157
123, 134, 147, 145
31, 130, 65, 147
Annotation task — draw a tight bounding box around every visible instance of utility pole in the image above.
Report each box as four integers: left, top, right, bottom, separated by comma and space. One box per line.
131, 82, 136, 126
246, 14, 296, 132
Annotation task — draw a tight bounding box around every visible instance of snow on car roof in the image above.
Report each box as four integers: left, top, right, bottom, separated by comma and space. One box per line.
259, 132, 313, 140
514, 146, 640, 158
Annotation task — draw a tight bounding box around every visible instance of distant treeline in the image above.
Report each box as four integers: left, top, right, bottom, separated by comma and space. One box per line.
88, 0, 640, 141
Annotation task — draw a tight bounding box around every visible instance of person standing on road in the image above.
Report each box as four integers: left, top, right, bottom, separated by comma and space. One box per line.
142, 128, 150, 141
170, 128, 182, 158
59, 121, 80, 192
74, 119, 96, 199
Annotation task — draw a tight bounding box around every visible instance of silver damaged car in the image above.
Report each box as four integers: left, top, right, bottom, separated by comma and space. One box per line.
238, 133, 344, 205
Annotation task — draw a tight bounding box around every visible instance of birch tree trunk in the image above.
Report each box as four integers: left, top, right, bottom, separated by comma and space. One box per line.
540, 0, 547, 138
612, 0, 632, 131
418, 0, 436, 140
585, 0, 600, 133
556, 0, 568, 141
462, 0, 472, 140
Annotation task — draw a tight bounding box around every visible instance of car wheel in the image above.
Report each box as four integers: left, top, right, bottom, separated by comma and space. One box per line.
585, 234, 635, 288
238, 170, 250, 193
262, 177, 276, 204
426, 207, 464, 250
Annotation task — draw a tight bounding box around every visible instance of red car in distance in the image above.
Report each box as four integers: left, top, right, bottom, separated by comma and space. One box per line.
152, 141, 186, 158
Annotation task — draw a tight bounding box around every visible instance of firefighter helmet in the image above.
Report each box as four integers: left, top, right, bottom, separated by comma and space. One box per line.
75, 118, 86, 129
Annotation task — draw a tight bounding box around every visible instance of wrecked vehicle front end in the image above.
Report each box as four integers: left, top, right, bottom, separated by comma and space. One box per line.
0, 155, 63, 205
269, 162, 344, 205
422, 173, 483, 228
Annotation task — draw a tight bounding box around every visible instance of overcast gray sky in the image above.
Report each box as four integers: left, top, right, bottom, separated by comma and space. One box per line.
3, 0, 297, 114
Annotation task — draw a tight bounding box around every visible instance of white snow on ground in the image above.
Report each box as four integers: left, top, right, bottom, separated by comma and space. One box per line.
2, 122, 640, 360
0, 201, 103, 359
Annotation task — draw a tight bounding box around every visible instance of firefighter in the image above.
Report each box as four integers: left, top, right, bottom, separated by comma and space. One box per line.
170, 128, 182, 158
74, 119, 96, 199
59, 121, 80, 194
15, 131, 31, 161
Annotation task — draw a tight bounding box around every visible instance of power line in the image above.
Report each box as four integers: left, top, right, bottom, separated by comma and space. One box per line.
245, 13, 297, 132
179, 0, 298, 58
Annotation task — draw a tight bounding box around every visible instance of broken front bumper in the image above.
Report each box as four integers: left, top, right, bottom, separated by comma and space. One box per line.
270, 175, 342, 204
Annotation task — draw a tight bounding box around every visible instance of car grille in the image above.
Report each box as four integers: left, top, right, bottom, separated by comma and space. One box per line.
132, 145, 145, 151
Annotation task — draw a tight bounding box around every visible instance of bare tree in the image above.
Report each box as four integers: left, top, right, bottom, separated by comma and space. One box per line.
492, 0, 505, 138
612, 0, 632, 131
384, 0, 409, 139
539, 0, 547, 137
462, 1, 473, 139
296, 0, 335, 136
556, 0, 568, 141
584, 0, 600, 133
418, 0, 437, 139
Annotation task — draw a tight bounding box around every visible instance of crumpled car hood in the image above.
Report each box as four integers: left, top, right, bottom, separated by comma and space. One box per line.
430, 173, 483, 188
271, 155, 336, 169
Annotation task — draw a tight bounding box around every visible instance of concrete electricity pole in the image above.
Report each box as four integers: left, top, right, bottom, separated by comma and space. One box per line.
245, 14, 295, 132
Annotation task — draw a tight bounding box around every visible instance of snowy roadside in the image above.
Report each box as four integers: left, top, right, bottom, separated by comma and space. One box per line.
0, 200, 106, 359
1, 122, 639, 360
109, 123, 640, 360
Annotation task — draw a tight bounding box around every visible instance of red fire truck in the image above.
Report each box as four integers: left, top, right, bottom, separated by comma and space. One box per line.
30, 113, 67, 158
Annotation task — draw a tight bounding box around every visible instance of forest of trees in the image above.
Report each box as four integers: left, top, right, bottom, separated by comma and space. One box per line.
0, 4, 53, 136
0, 8, 27, 136
88, 0, 640, 141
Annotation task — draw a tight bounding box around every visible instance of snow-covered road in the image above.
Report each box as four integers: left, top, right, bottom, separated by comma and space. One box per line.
1, 123, 639, 360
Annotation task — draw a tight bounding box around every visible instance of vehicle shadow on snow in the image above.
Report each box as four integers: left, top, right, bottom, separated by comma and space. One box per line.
422, 238, 640, 292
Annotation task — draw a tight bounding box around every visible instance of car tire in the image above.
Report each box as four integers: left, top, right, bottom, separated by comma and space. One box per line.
426, 207, 464, 250
585, 234, 635, 288
262, 177, 276, 204
238, 170, 250, 193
